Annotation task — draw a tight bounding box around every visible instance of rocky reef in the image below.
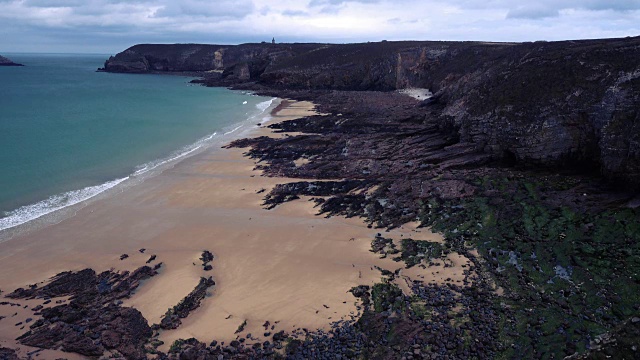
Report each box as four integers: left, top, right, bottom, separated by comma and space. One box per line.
0, 55, 23, 66
8, 267, 158, 359
224, 89, 639, 358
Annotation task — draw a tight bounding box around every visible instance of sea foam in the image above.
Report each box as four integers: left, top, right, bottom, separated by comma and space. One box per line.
0, 177, 129, 231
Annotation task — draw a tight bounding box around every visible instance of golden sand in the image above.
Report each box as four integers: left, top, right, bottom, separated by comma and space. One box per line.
0, 99, 471, 357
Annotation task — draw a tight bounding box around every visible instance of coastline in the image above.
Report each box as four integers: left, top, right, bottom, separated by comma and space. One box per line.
0, 99, 460, 357
1, 36, 635, 358
0, 94, 278, 243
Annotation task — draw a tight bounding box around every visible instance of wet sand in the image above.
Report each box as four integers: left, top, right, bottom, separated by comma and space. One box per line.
0, 100, 464, 357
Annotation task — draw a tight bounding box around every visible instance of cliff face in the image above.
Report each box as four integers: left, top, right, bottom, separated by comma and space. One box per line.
103, 38, 640, 188
0, 55, 23, 66
101, 43, 326, 75
420, 38, 640, 187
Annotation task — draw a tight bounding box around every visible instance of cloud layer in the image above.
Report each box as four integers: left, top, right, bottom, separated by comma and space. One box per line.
1, 0, 639, 53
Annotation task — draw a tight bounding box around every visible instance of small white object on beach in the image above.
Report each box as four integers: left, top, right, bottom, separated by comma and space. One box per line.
397, 88, 433, 100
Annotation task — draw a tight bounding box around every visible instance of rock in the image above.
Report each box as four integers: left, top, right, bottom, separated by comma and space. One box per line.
273, 330, 287, 342
200, 250, 214, 264
159, 277, 215, 330
0, 55, 23, 66
11, 267, 157, 359
0, 347, 19, 360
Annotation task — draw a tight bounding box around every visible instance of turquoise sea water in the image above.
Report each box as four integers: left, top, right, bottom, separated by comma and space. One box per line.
0, 54, 273, 231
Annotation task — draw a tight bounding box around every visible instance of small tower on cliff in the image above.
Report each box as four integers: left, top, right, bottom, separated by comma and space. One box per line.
272, 37, 276, 44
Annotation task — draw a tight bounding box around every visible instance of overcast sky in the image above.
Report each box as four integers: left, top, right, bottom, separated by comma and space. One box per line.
1, 0, 639, 53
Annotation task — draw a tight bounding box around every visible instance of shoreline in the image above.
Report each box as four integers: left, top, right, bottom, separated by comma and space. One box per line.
0, 98, 460, 358
0, 95, 279, 243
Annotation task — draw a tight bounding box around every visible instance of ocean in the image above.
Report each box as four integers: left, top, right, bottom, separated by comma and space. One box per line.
0, 53, 274, 232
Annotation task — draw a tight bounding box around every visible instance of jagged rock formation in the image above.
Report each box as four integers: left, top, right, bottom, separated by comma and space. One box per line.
157, 276, 215, 330
0, 55, 23, 66
8, 267, 158, 359
0, 347, 19, 360
103, 37, 640, 189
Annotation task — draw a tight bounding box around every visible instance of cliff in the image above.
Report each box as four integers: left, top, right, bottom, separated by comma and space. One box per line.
0, 55, 23, 66
103, 37, 640, 188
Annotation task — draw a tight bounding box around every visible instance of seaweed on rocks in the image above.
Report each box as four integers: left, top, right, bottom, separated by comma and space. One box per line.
572, 316, 640, 359
225, 87, 640, 358
9, 267, 158, 359
414, 175, 640, 358
397, 238, 444, 268
158, 276, 215, 330
262, 180, 372, 210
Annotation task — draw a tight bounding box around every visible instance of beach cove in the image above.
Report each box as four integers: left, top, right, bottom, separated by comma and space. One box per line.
0, 100, 469, 358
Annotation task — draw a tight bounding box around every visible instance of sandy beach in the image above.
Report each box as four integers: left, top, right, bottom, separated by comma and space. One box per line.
0, 100, 470, 358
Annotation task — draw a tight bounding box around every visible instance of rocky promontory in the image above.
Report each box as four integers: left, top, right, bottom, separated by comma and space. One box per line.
103, 38, 640, 189
68, 37, 640, 359
0, 55, 23, 66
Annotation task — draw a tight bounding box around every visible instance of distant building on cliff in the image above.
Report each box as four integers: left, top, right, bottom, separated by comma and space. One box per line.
272, 37, 276, 44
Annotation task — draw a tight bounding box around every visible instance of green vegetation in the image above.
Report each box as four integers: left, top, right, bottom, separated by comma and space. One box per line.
370, 235, 444, 268
371, 282, 405, 313
396, 238, 444, 268
418, 176, 640, 357
169, 339, 186, 353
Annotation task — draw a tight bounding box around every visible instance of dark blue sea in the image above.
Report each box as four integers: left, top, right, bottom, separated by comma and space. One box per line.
0, 54, 274, 231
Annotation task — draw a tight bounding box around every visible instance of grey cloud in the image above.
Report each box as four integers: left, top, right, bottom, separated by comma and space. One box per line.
282, 9, 309, 17
574, 0, 640, 11
309, 0, 383, 6
459, 0, 640, 13
1, 0, 639, 53
23, 0, 85, 7
507, 5, 560, 19
387, 17, 418, 24
154, 0, 254, 18
308, 0, 384, 14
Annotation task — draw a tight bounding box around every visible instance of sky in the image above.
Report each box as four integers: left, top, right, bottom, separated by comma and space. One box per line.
1, 0, 639, 53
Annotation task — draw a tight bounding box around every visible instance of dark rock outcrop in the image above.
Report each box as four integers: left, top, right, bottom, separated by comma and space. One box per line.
0, 55, 23, 66
9, 267, 158, 359
104, 37, 640, 188
0, 347, 19, 360
158, 276, 215, 330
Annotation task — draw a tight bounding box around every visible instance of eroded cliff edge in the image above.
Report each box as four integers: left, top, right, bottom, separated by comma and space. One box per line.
103, 38, 640, 189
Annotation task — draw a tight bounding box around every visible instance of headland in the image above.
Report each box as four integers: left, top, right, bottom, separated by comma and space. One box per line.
1, 37, 640, 359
